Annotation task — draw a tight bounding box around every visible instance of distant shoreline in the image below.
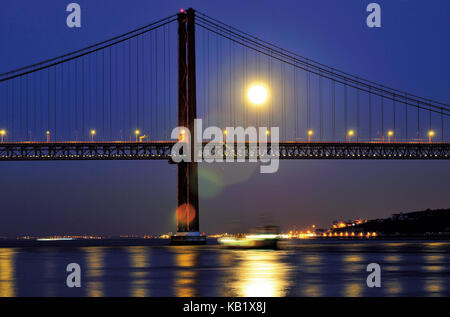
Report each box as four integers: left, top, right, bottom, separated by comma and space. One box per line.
0, 236, 449, 248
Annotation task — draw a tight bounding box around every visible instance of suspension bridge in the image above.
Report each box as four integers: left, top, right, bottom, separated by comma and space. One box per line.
0, 8, 449, 241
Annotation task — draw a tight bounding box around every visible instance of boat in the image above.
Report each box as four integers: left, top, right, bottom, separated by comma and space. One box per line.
218, 225, 280, 249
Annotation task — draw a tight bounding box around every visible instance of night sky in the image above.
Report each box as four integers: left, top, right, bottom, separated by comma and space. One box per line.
0, 0, 449, 236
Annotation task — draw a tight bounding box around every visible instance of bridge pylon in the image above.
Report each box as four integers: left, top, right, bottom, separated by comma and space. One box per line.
170, 8, 206, 245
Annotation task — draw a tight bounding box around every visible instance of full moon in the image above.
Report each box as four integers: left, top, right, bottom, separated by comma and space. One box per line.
247, 85, 268, 105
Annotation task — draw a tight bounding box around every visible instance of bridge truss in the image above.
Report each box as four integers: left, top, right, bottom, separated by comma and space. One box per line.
0, 142, 448, 161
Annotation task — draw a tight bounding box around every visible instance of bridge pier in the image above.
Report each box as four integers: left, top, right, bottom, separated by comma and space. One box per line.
171, 8, 206, 245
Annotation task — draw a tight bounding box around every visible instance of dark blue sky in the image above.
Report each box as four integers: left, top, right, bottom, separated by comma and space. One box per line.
0, 0, 449, 236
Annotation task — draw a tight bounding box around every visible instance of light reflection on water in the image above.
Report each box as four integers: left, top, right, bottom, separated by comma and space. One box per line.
302, 254, 322, 274
342, 254, 365, 273
424, 278, 443, 296
384, 279, 403, 296
0, 240, 449, 297
0, 249, 15, 297
128, 246, 150, 297
343, 282, 363, 297
227, 250, 291, 297
173, 248, 198, 297
84, 247, 105, 297
341, 254, 365, 297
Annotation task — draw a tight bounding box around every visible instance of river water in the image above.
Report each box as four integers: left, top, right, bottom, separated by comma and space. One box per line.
0, 239, 449, 297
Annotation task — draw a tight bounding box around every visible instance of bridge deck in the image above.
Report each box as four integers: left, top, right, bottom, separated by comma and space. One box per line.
0, 142, 448, 161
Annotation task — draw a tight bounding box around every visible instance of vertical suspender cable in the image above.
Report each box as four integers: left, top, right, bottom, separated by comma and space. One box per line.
356, 89, 360, 142
405, 93, 408, 141
216, 35, 220, 128
155, 30, 159, 139
307, 70, 311, 133
319, 75, 323, 140
60, 65, 63, 140
206, 28, 210, 126
54, 65, 57, 140
115, 44, 119, 139
168, 24, 172, 133
344, 81, 347, 137
269, 51, 273, 130
294, 62, 298, 139
129, 39, 132, 139
393, 96, 396, 140
417, 101, 420, 139
102, 51, 105, 140
20, 76, 22, 140
137, 37, 140, 135
26, 74, 29, 140
369, 89, 372, 141
75, 60, 78, 139
163, 28, 167, 138
381, 96, 384, 141
282, 62, 286, 139
110, 46, 113, 139
332, 80, 336, 141
229, 35, 232, 127
149, 34, 153, 139
6, 81, 8, 139
429, 108, 432, 133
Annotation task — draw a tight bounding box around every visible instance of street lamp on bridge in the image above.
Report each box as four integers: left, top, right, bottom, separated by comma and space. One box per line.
387, 130, 394, 143
307, 129, 314, 142
135, 130, 140, 142
247, 84, 268, 105
90, 130, 96, 142
0, 130, 6, 143
46, 131, 50, 143
179, 129, 186, 141
347, 130, 355, 142
428, 130, 435, 143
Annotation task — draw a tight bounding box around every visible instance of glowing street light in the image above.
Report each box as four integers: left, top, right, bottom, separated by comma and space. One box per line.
347, 130, 355, 142
387, 130, 394, 143
135, 129, 140, 142
307, 129, 314, 142
90, 130, 96, 142
428, 130, 435, 143
46, 131, 50, 143
0, 130, 6, 143
247, 84, 268, 105
222, 129, 228, 143
179, 129, 186, 141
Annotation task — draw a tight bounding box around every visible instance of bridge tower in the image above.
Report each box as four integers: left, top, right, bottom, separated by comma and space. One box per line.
170, 8, 206, 245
